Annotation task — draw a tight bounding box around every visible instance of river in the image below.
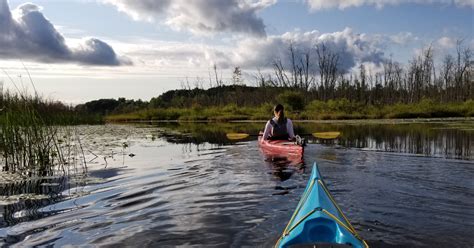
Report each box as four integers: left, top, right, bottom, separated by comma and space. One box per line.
1, 120, 473, 247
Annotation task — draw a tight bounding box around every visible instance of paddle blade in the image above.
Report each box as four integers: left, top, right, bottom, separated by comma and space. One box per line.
226, 133, 250, 140
312, 131, 341, 139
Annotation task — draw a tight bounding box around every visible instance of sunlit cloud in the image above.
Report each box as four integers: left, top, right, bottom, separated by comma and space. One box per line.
0, 0, 130, 66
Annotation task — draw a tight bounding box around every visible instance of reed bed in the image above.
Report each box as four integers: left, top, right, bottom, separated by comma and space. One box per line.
0, 91, 86, 177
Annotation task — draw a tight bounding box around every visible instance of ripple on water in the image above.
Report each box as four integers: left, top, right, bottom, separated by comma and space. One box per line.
1, 124, 473, 247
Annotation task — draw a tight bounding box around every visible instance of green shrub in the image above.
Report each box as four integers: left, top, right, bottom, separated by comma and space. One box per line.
277, 91, 305, 111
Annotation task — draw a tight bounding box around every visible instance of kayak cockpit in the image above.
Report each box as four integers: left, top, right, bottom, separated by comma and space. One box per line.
288, 243, 353, 248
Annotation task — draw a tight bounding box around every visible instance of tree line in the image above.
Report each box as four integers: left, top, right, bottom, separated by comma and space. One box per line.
75, 39, 472, 116
254, 40, 472, 105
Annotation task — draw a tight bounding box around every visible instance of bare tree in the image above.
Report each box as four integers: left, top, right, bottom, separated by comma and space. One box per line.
213, 64, 223, 87
298, 49, 314, 90
194, 77, 204, 89
315, 42, 340, 100
232, 66, 243, 85
272, 59, 290, 87
440, 54, 455, 101
454, 40, 472, 101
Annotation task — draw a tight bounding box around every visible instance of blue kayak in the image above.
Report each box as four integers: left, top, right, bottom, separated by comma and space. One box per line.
276, 162, 368, 248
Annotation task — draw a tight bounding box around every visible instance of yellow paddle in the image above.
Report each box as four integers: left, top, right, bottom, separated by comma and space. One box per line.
226, 133, 250, 140
312, 131, 341, 139
226, 132, 341, 140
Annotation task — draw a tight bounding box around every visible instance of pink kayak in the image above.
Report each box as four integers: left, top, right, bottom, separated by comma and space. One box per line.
258, 132, 304, 158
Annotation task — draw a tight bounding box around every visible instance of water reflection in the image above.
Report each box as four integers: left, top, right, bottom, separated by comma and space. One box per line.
0, 122, 472, 247
155, 121, 473, 160
336, 124, 472, 160
0, 177, 67, 228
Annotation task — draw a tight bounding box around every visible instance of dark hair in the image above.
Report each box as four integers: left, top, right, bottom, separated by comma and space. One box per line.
274, 104, 286, 124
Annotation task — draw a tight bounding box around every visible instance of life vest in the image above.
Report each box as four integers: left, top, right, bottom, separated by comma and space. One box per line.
269, 118, 289, 140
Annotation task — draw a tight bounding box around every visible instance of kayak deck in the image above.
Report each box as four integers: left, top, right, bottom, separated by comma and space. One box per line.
276, 163, 368, 248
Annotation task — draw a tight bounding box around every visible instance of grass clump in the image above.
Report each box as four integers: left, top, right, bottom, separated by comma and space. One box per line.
0, 91, 84, 177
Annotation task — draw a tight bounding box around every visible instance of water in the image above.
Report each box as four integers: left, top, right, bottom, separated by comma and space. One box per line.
0, 121, 473, 247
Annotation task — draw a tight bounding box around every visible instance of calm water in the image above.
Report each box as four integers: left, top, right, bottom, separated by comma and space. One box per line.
0, 121, 473, 247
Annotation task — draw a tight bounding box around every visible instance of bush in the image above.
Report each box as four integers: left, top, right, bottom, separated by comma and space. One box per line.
306, 100, 327, 113
277, 91, 305, 111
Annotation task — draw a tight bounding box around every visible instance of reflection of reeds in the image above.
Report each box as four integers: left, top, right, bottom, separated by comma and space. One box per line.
0, 176, 68, 227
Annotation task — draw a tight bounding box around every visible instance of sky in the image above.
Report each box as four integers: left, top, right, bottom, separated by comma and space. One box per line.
0, 0, 473, 104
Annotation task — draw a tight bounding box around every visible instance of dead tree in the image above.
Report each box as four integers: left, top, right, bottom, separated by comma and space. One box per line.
315, 43, 340, 101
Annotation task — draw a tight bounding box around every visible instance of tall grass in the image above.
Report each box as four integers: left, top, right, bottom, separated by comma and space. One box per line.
106, 99, 473, 122
0, 91, 86, 177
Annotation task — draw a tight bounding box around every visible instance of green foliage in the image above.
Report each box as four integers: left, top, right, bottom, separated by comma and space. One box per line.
382, 99, 468, 119
0, 92, 84, 176
102, 86, 472, 122
277, 91, 305, 111
107, 98, 473, 122
76, 97, 147, 116
298, 98, 472, 120
463, 100, 474, 117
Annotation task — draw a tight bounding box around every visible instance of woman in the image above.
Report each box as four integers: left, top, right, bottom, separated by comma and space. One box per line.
262, 104, 296, 141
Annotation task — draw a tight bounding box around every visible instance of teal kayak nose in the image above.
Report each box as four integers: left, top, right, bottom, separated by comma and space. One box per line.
276, 162, 368, 248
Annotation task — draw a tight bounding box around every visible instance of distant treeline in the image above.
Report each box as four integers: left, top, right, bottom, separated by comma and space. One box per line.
97, 85, 473, 122
81, 40, 472, 120
75, 97, 148, 116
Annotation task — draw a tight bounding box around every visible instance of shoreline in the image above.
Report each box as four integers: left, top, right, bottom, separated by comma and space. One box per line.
106, 117, 474, 124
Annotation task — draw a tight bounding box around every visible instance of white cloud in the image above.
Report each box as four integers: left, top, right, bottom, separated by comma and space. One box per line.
306, 0, 474, 10
101, 0, 276, 36
0, 0, 130, 66
389, 32, 418, 45
220, 28, 387, 74
61, 28, 388, 81
437, 36, 456, 49
454, 0, 474, 7
114, 28, 390, 76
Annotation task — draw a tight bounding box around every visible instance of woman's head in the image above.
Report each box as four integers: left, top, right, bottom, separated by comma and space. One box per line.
274, 104, 284, 115
273, 104, 286, 123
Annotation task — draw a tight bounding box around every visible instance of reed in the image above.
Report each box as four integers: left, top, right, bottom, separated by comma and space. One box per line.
0, 91, 86, 177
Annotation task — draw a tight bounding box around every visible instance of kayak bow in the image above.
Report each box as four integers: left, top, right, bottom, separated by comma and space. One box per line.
276, 162, 368, 248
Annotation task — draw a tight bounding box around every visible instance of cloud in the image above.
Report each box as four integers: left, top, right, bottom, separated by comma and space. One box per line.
215, 28, 387, 74
389, 32, 418, 45
454, 0, 474, 7
103, 28, 422, 78
306, 0, 474, 10
437, 36, 456, 49
102, 0, 275, 36
116, 28, 388, 75
0, 0, 130, 66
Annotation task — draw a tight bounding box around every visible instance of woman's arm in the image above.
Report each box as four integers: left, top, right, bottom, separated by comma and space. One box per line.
287, 119, 295, 139
262, 121, 272, 140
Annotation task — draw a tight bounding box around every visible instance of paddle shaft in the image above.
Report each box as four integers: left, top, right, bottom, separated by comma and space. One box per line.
226, 131, 341, 140
246, 133, 313, 137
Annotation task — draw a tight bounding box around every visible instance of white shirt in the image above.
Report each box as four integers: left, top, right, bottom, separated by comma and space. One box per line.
262, 117, 295, 140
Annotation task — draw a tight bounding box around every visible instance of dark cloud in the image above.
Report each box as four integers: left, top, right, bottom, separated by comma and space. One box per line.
103, 0, 275, 37
0, 0, 130, 66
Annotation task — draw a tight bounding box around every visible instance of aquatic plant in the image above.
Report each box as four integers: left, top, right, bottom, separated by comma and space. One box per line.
0, 91, 86, 177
